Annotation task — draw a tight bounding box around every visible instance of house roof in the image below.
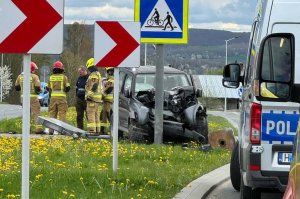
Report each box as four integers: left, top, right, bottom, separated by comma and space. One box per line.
197, 75, 240, 99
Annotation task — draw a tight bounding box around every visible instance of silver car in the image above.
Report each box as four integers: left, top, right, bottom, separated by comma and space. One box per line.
116, 66, 208, 143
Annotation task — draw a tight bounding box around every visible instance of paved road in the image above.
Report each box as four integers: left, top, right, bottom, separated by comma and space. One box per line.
0, 104, 23, 120
0, 104, 48, 120
205, 179, 283, 199
208, 110, 240, 129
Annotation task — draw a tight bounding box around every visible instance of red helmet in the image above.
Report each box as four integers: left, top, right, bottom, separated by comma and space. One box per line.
30, 62, 38, 73
53, 61, 64, 69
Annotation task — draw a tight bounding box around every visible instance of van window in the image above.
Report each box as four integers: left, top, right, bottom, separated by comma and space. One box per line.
245, 21, 258, 85
261, 37, 292, 83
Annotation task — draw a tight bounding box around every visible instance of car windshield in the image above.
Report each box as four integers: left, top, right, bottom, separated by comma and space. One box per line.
135, 73, 190, 93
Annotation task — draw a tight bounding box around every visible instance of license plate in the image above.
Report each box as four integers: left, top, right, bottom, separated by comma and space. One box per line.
278, 152, 293, 165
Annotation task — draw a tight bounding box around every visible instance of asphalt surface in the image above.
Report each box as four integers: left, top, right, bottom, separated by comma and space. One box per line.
0, 104, 48, 120
173, 164, 230, 199
173, 110, 240, 199
0, 104, 23, 120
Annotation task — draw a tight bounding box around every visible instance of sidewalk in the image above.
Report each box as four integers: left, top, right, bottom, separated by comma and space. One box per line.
172, 164, 230, 199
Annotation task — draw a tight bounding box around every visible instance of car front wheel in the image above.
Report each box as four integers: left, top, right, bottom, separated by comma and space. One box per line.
196, 116, 208, 143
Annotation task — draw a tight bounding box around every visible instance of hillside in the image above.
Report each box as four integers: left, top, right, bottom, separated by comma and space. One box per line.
64, 25, 251, 75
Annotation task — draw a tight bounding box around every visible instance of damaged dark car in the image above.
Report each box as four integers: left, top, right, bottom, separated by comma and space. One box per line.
117, 66, 208, 143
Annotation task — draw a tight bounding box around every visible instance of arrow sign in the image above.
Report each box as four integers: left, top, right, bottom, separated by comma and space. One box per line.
0, 0, 63, 54
94, 21, 140, 68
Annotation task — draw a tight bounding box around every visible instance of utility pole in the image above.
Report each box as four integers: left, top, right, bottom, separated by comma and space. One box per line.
224, 36, 240, 112
0, 54, 3, 102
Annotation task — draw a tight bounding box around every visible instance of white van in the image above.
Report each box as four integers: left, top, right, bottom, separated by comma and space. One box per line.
223, 0, 300, 198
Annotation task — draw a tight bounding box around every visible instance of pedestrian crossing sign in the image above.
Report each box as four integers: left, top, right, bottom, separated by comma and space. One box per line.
134, 0, 188, 44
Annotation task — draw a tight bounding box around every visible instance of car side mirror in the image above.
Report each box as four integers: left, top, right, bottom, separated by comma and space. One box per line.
222, 63, 241, 88
256, 33, 295, 102
196, 88, 202, 98
124, 88, 131, 98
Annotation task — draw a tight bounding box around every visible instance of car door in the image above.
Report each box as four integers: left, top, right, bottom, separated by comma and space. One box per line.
119, 73, 133, 131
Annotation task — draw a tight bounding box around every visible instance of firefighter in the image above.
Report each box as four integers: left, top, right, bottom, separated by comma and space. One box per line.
85, 58, 102, 134
100, 67, 114, 134
47, 61, 70, 134
15, 62, 44, 134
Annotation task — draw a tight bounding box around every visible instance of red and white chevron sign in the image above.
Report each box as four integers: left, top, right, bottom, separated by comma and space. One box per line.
94, 21, 140, 68
0, 0, 64, 54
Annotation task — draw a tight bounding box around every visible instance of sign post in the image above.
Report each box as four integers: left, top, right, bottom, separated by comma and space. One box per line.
0, 1, 63, 198
94, 21, 140, 173
21, 54, 31, 199
135, 0, 189, 144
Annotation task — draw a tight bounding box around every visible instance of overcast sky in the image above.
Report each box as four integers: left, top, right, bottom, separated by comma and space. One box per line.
64, 0, 257, 32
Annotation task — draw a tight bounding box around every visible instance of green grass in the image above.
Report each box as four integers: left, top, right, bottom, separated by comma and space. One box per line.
208, 114, 238, 135
0, 108, 234, 199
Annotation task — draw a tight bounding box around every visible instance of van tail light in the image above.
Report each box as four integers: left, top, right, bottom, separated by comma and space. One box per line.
250, 165, 261, 171
250, 103, 261, 145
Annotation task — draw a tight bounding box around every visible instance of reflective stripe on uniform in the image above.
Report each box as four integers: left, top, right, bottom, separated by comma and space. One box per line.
51, 91, 66, 97
100, 123, 110, 127
50, 76, 64, 81
20, 94, 38, 98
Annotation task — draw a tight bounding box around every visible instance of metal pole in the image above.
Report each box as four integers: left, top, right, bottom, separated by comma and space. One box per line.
22, 54, 31, 199
112, 68, 119, 173
225, 40, 228, 112
0, 54, 3, 102
225, 40, 228, 65
154, 44, 164, 144
224, 36, 240, 112
144, 44, 147, 66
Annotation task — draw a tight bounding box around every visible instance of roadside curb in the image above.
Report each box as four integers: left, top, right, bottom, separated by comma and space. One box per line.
172, 164, 230, 199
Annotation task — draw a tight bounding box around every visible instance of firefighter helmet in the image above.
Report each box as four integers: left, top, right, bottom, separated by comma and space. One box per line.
106, 67, 114, 71
53, 61, 64, 69
86, 58, 94, 68
30, 62, 38, 73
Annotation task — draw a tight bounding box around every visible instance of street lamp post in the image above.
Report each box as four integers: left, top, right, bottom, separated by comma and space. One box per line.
224, 36, 240, 112
0, 54, 3, 102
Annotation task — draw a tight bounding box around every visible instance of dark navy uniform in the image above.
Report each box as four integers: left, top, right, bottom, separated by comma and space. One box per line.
76, 74, 88, 130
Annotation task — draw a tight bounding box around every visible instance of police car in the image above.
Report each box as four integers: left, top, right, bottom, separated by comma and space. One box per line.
223, 1, 300, 198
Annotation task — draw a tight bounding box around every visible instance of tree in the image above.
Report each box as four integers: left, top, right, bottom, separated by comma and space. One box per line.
60, 22, 94, 106
0, 65, 13, 101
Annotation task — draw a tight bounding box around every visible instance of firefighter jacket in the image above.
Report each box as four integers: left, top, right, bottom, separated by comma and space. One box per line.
102, 76, 114, 103
85, 71, 102, 103
48, 74, 70, 98
15, 73, 41, 98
